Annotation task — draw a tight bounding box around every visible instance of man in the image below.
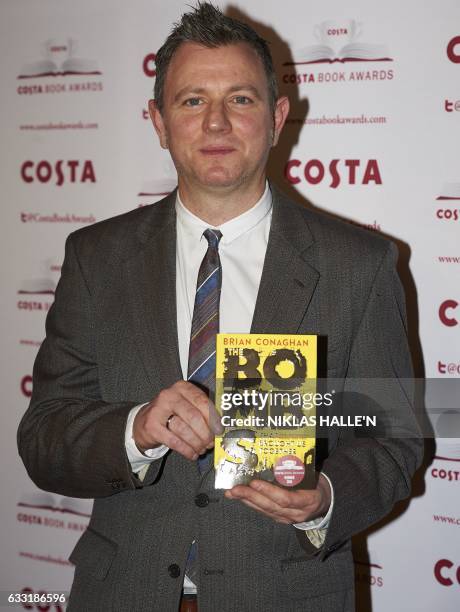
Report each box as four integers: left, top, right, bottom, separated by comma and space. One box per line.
18, 3, 422, 611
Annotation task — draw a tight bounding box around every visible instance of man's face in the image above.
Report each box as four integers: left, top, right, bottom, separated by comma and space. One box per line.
150, 42, 288, 194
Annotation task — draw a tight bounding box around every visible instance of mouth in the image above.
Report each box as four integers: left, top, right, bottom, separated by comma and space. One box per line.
200, 147, 236, 156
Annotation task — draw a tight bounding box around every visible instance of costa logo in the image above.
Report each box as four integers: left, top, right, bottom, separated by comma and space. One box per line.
447, 36, 460, 64
143, 53, 156, 77
439, 300, 458, 327
434, 559, 460, 586
431, 468, 460, 482
285, 159, 382, 188
20, 160, 96, 186
17, 82, 103, 95
17, 300, 51, 311
325, 28, 349, 37
445, 99, 460, 112
436, 208, 459, 221
21, 375, 33, 398
17, 511, 86, 532
282, 69, 393, 85
431, 467, 459, 481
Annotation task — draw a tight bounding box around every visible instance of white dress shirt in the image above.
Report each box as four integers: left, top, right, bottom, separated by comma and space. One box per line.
124, 183, 333, 588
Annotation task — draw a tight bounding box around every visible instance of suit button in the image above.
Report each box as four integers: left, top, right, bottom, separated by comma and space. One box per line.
195, 493, 209, 507
168, 563, 180, 578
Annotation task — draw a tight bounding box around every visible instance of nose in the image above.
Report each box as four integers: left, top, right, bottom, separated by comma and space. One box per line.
203, 101, 231, 133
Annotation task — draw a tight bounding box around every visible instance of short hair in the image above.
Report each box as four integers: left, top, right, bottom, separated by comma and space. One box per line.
154, 2, 278, 113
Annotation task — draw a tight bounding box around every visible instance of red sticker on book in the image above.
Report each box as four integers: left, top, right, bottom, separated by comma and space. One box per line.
274, 455, 305, 487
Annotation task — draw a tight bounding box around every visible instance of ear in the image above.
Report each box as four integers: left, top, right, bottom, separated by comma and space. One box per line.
272, 96, 290, 147
148, 99, 168, 149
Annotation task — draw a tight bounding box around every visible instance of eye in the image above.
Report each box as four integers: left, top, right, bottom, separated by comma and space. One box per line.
232, 95, 252, 105
184, 97, 203, 107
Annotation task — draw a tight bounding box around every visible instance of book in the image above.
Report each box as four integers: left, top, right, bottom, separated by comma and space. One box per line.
214, 333, 317, 490
436, 183, 460, 200
18, 491, 92, 517
286, 42, 392, 65
18, 278, 56, 295
18, 39, 101, 79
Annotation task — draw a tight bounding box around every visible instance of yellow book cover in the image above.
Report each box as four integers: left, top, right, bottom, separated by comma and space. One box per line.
214, 333, 317, 490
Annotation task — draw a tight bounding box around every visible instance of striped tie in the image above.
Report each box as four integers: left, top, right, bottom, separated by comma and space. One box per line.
187, 228, 222, 399
185, 229, 222, 586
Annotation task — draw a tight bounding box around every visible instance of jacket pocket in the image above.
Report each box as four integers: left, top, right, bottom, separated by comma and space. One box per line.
277, 549, 354, 600
69, 526, 118, 581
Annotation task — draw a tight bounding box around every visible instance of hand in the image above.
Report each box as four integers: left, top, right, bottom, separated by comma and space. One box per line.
133, 380, 215, 461
224, 473, 331, 525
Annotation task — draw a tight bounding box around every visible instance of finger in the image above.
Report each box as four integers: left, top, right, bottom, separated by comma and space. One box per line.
175, 399, 214, 449
177, 381, 211, 417
209, 401, 224, 435
228, 484, 314, 523
167, 414, 210, 456
248, 480, 320, 511
228, 484, 287, 514
138, 383, 213, 452
175, 382, 215, 445
154, 423, 200, 461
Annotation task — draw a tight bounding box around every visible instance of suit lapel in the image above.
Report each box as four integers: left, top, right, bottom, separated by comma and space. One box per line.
122, 186, 319, 384
123, 193, 182, 391
251, 186, 320, 334
122, 186, 320, 488
122, 194, 202, 487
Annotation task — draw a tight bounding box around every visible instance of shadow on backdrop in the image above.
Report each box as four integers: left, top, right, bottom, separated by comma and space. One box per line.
226, 6, 429, 611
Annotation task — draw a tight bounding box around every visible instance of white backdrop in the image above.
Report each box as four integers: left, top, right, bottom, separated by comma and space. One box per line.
1, 1, 459, 610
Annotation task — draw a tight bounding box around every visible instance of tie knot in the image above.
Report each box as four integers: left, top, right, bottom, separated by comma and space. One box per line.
203, 228, 222, 249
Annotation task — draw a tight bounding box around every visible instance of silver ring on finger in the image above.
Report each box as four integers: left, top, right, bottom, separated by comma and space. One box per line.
166, 414, 175, 429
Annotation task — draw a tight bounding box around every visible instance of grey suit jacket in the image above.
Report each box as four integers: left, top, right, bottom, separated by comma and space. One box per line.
18, 186, 423, 612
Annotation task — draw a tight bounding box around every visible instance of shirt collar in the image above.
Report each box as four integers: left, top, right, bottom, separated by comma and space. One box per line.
175, 181, 272, 246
